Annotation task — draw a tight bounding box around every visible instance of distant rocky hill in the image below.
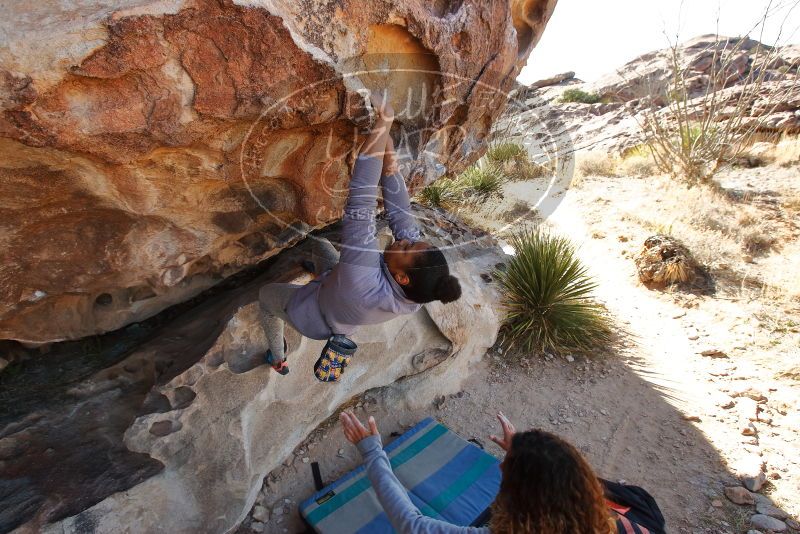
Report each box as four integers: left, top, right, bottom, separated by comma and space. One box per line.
509, 35, 800, 155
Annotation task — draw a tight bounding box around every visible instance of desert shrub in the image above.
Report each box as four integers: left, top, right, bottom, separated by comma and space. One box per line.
638, 34, 794, 186
618, 153, 658, 177
577, 152, 617, 177
418, 163, 507, 208
416, 179, 460, 209
501, 200, 535, 223
621, 144, 651, 159
487, 142, 527, 163
459, 164, 506, 197
742, 227, 777, 255
495, 229, 612, 354
487, 142, 552, 181
560, 88, 602, 104
783, 193, 800, 214
511, 159, 552, 180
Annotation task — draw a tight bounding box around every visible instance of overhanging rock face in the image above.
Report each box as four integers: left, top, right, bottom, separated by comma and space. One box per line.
0, 0, 557, 343
0, 208, 505, 534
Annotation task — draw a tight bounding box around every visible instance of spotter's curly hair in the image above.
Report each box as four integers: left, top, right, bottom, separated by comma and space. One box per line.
489, 429, 614, 534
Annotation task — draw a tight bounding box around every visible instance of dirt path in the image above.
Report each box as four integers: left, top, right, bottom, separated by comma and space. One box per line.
548, 175, 800, 520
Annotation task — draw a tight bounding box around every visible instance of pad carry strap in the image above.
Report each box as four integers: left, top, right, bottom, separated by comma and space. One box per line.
311, 462, 324, 491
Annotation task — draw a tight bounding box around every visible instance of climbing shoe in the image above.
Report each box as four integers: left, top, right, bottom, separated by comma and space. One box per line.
265, 337, 289, 375
313, 335, 357, 383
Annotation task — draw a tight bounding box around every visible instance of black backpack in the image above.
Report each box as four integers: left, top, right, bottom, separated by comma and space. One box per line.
602, 479, 667, 534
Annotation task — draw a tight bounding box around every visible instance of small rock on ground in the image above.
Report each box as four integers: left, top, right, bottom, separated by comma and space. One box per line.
756, 501, 789, 520
743, 471, 768, 492
725, 486, 755, 505
750, 514, 787, 532
252, 505, 269, 522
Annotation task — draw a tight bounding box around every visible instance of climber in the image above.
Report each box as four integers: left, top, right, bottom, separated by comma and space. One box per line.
257, 91, 462, 380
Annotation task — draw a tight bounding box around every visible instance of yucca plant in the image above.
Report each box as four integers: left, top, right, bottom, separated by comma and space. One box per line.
495, 229, 612, 354
459, 164, 506, 197
417, 179, 460, 208
487, 142, 552, 181
486, 142, 527, 164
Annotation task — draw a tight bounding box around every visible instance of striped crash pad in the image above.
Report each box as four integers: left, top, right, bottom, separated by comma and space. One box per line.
299, 418, 501, 533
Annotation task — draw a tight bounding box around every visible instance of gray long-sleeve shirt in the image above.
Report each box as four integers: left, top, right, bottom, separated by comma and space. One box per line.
286, 155, 423, 339
357, 435, 490, 534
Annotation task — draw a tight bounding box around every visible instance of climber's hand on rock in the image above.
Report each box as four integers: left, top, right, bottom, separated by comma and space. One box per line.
340, 410, 379, 444
489, 411, 516, 452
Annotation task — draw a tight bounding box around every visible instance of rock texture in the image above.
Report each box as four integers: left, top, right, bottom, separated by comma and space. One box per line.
1, 207, 506, 534
0, 0, 557, 343
510, 35, 800, 156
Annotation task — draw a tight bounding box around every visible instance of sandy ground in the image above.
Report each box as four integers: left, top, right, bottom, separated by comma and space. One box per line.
240, 165, 799, 534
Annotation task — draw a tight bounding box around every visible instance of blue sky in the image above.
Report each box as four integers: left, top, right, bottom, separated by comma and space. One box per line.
517, 0, 800, 84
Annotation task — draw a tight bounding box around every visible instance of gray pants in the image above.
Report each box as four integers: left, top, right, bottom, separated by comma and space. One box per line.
258, 238, 340, 361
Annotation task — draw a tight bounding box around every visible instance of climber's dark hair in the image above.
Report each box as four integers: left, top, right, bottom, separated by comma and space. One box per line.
403, 246, 462, 304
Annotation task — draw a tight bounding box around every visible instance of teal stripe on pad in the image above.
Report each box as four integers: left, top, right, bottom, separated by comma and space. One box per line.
305, 423, 450, 525
389, 424, 448, 469
424, 453, 497, 514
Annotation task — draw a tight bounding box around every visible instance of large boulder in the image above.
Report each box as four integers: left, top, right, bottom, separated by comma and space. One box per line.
0, 0, 557, 343
1, 207, 506, 533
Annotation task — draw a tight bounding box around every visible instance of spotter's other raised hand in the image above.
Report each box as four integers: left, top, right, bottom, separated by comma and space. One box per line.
489, 412, 516, 452
339, 410, 379, 445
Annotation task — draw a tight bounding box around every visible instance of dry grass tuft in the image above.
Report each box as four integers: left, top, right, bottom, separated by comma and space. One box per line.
486, 142, 526, 163
742, 227, 778, 255
486, 142, 553, 181
770, 136, 800, 167
577, 152, 617, 178
618, 154, 658, 177
783, 193, 800, 214
460, 164, 506, 197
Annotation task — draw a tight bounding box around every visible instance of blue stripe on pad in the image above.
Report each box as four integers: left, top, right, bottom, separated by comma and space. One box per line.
438, 462, 501, 525
384, 418, 437, 454
353, 513, 394, 534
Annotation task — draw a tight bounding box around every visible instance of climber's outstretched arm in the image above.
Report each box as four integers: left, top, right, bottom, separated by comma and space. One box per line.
337, 93, 395, 273
380, 135, 421, 243
360, 93, 394, 159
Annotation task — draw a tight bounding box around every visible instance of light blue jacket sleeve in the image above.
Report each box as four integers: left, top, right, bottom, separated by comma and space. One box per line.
380, 171, 422, 242
356, 436, 490, 534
